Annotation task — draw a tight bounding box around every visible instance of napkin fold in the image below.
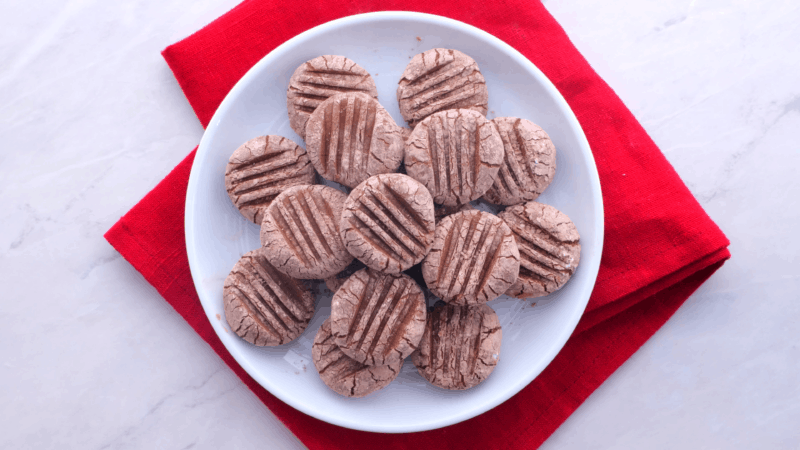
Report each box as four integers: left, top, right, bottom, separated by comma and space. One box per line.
105, 0, 730, 448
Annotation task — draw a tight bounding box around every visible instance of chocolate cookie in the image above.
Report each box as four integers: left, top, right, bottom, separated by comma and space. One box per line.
223, 248, 315, 346
331, 269, 427, 366
397, 48, 489, 127
287, 55, 378, 138
225, 135, 317, 225
483, 118, 556, 206
422, 210, 520, 305
340, 174, 436, 273
404, 109, 503, 206
411, 303, 502, 390
312, 318, 402, 398
260, 185, 353, 279
499, 202, 581, 298
305, 93, 404, 188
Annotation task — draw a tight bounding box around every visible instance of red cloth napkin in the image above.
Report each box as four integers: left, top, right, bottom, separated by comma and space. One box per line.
105, 0, 731, 448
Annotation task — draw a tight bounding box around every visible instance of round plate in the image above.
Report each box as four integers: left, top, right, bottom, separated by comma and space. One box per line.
185, 11, 603, 433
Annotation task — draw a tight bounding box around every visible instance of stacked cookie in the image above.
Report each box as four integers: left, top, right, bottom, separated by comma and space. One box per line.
221, 50, 582, 398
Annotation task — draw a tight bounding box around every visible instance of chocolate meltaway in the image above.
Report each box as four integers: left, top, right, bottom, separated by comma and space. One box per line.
340, 173, 436, 274
286, 55, 378, 138
330, 268, 427, 366
483, 118, 556, 206
305, 92, 404, 188
225, 135, 316, 225
397, 48, 489, 127
223, 248, 315, 346
412, 303, 502, 390
260, 185, 353, 279
422, 210, 520, 305
221, 49, 576, 399
499, 201, 581, 299
312, 318, 402, 398
404, 109, 504, 206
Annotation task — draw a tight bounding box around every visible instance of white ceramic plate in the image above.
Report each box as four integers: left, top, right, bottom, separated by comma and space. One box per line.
186, 11, 603, 433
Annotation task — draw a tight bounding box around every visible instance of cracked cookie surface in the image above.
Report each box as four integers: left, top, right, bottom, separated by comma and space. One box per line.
397, 48, 488, 127
411, 303, 501, 390
305, 92, 404, 188
312, 318, 402, 398
287, 55, 378, 138
483, 117, 556, 206
225, 135, 316, 225
422, 210, 520, 305
223, 248, 315, 346
404, 109, 503, 206
330, 269, 426, 366
340, 173, 436, 274
260, 185, 353, 279
499, 201, 581, 299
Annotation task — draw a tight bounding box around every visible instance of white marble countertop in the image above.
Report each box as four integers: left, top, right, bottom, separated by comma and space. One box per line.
1, 0, 798, 448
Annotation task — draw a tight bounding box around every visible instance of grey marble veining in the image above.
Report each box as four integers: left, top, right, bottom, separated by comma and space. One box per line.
1, 0, 797, 448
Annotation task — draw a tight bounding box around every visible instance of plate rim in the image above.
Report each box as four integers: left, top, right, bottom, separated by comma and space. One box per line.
185, 10, 604, 433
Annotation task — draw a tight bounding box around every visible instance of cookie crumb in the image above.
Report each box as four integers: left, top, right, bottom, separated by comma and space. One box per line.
416, 36, 422, 41
216, 314, 221, 320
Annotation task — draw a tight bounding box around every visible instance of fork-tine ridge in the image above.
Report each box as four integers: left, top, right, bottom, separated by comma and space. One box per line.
398, 49, 489, 127
223, 249, 314, 347
287, 55, 378, 138
225, 136, 316, 224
